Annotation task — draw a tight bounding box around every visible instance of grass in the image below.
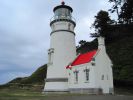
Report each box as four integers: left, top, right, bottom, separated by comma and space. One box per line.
0, 88, 133, 96
0, 87, 133, 100
0, 88, 87, 100
0, 89, 47, 100
114, 87, 133, 95
0, 89, 41, 96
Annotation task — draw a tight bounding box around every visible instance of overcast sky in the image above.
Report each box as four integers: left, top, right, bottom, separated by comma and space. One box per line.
0, 0, 115, 84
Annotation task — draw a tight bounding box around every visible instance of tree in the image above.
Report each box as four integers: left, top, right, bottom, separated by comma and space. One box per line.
109, 0, 133, 24
79, 40, 87, 46
119, 0, 133, 24
108, 0, 122, 17
91, 10, 114, 37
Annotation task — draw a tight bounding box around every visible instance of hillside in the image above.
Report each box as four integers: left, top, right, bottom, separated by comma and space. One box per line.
0, 64, 47, 91
9, 64, 47, 84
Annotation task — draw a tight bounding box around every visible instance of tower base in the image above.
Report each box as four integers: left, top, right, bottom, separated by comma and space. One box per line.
43, 79, 69, 93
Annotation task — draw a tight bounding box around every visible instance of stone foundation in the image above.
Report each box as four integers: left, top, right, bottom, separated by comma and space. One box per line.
69, 88, 103, 94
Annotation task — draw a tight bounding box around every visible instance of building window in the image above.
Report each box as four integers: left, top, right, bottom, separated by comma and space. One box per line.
91, 62, 95, 66
69, 73, 71, 76
68, 73, 71, 84
91, 58, 95, 66
107, 75, 109, 80
101, 75, 104, 80
73, 70, 79, 83
92, 58, 95, 61
84, 68, 90, 82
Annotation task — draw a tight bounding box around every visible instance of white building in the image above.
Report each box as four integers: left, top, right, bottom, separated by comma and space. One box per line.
66, 37, 114, 94
44, 2, 114, 94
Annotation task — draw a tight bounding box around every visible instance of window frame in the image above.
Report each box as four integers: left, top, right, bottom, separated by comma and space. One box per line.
84, 67, 90, 83
73, 70, 79, 84
48, 48, 54, 65
101, 75, 104, 80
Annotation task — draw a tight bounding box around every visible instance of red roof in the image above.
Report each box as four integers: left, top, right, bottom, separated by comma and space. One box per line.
66, 50, 97, 69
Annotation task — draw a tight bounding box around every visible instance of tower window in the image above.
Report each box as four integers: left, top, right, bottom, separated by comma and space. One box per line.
84, 68, 90, 82
73, 70, 79, 83
48, 48, 54, 65
68, 23, 71, 30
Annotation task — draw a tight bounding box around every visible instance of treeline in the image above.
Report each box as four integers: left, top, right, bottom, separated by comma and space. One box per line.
77, 0, 133, 87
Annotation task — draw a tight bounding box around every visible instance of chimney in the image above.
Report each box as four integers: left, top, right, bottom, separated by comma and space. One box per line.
98, 36, 106, 52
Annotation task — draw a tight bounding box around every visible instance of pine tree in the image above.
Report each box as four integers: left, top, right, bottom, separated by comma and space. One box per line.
108, 0, 122, 17
109, 0, 133, 24
119, 0, 133, 24
91, 10, 114, 37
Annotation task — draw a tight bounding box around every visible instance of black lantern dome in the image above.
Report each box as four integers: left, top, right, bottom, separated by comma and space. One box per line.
53, 1, 73, 12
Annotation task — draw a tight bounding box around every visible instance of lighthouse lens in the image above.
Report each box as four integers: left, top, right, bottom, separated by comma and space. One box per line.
55, 8, 72, 19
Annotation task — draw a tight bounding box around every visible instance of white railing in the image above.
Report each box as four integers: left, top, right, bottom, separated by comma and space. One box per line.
50, 16, 76, 23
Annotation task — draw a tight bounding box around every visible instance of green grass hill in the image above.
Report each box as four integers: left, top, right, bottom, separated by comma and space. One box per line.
0, 64, 47, 91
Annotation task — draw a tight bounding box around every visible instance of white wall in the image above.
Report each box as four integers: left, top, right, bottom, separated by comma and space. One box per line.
47, 21, 76, 78
94, 49, 113, 93
68, 63, 96, 89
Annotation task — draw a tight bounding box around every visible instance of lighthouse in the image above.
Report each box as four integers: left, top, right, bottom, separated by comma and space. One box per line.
44, 2, 76, 92
44, 1, 114, 94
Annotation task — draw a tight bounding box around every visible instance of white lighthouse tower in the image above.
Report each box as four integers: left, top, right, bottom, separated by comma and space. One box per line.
44, 2, 76, 92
